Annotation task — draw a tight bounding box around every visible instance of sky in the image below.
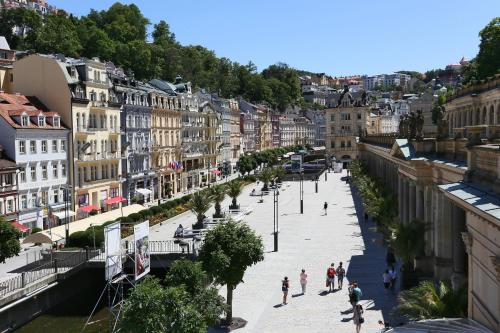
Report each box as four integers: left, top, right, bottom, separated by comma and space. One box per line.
49, 0, 500, 76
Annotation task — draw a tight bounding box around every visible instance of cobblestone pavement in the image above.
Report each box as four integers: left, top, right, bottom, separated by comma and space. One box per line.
215, 170, 397, 333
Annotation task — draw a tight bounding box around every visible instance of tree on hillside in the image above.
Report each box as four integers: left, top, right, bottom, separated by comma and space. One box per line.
199, 221, 264, 326
476, 17, 500, 80
0, 7, 41, 50
0, 217, 21, 264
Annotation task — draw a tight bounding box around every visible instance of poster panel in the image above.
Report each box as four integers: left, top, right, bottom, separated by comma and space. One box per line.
134, 220, 150, 281
291, 154, 303, 173
105, 222, 122, 281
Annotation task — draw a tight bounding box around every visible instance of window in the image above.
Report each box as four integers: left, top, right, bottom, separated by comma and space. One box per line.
52, 163, 58, 178
19, 141, 26, 154
38, 116, 45, 127
4, 173, 12, 185
21, 115, 29, 127
19, 167, 26, 182
31, 193, 37, 207
40, 191, 48, 206
61, 140, 66, 152
61, 163, 66, 177
54, 117, 60, 127
21, 195, 27, 209
30, 141, 36, 154
52, 190, 59, 204
341, 113, 351, 121
41, 140, 47, 153
30, 166, 36, 181
357, 113, 362, 120
330, 114, 335, 122
7, 199, 13, 213
42, 165, 47, 180
52, 140, 58, 152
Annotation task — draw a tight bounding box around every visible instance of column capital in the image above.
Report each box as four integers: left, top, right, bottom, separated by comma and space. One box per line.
491, 256, 500, 282
461, 231, 472, 255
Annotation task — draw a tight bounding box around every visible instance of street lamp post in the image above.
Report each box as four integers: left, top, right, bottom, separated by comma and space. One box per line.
63, 185, 73, 244
299, 172, 304, 214
315, 175, 318, 193
273, 189, 279, 252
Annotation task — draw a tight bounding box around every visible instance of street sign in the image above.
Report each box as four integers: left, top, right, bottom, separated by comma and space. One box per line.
291, 154, 303, 173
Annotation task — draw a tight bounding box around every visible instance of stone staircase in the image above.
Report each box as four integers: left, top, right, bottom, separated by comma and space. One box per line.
387, 318, 494, 333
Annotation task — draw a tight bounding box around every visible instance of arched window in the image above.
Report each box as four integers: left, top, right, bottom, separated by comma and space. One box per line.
82, 114, 86, 128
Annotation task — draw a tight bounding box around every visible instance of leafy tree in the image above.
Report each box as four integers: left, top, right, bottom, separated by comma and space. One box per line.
226, 180, 243, 209
199, 221, 264, 325
394, 280, 467, 320
76, 17, 115, 60
390, 220, 426, 274
188, 191, 212, 229
257, 167, 275, 191
210, 185, 226, 218
476, 17, 500, 80
96, 3, 150, 44
0, 7, 41, 49
0, 217, 21, 263
35, 13, 82, 57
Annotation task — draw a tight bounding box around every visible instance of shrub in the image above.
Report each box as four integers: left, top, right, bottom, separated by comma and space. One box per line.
31, 227, 42, 234
128, 213, 142, 222
67, 231, 87, 248
89, 209, 99, 216
139, 209, 152, 219
150, 206, 162, 215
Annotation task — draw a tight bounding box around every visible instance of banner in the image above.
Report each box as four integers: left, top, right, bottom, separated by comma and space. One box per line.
291, 154, 303, 173
105, 222, 122, 281
134, 220, 150, 281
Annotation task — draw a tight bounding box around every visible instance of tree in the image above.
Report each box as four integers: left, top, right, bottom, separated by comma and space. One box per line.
35, 13, 82, 57
476, 17, 500, 80
226, 180, 242, 209
210, 185, 226, 218
0, 218, 21, 263
394, 280, 467, 320
199, 221, 264, 325
257, 167, 275, 191
188, 191, 212, 229
121, 276, 220, 333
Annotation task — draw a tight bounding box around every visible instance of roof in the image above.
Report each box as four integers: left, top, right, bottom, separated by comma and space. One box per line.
0, 92, 67, 130
386, 318, 493, 333
439, 182, 500, 221
0, 36, 10, 50
390, 139, 416, 160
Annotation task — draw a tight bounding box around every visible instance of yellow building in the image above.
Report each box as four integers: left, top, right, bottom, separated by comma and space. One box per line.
14, 55, 122, 217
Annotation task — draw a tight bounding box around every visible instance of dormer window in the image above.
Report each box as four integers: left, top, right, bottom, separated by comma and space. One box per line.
38, 116, 45, 127
53, 117, 60, 127
21, 115, 29, 127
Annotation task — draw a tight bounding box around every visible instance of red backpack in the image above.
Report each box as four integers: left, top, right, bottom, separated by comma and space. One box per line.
327, 267, 336, 278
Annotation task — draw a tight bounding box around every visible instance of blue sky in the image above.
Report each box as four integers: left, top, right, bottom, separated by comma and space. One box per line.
49, 0, 500, 76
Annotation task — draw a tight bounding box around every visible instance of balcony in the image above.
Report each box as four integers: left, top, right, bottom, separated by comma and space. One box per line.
75, 127, 96, 135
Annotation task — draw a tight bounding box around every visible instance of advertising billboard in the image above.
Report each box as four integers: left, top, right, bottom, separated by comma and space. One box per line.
134, 220, 150, 281
104, 222, 122, 281
291, 154, 303, 173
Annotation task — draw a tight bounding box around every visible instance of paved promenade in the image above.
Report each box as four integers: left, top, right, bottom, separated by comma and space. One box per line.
150, 170, 398, 332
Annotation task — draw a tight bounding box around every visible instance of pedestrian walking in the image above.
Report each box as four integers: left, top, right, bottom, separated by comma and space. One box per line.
326, 263, 336, 292
282, 276, 289, 304
388, 266, 397, 290
353, 303, 364, 333
336, 262, 346, 289
382, 270, 391, 292
323, 202, 328, 215
386, 248, 396, 268
349, 282, 362, 309
299, 269, 308, 294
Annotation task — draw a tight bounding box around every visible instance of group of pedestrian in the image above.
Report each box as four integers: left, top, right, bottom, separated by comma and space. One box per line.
325, 262, 345, 291
348, 282, 364, 333
281, 269, 308, 305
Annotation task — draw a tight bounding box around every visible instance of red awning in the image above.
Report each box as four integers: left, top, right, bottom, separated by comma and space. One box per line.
11, 221, 29, 233
79, 205, 99, 213
211, 170, 221, 175
105, 196, 126, 205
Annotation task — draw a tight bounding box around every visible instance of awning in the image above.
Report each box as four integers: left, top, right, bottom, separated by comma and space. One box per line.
52, 210, 76, 219
136, 188, 152, 196
211, 170, 221, 175
105, 196, 126, 205
79, 205, 99, 213
11, 221, 28, 233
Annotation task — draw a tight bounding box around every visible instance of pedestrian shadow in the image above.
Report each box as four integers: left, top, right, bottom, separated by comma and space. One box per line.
273, 303, 284, 308
341, 317, 353, 322
318, 290, 329, 296
344, 182, 399, 325
291, 293, 304, 298
340, 308, 353, 315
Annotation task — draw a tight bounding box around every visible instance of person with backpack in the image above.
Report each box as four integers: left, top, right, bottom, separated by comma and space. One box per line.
282, 276, 289, 305
326, 263, 336, 292
324, 202, 328, 215
349, 282, 362, 309
336, 262, 346, 289
353, 303, 364, 333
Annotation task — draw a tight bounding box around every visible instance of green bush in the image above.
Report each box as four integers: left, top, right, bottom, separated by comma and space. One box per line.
67, 231, 87, 248
128, 213, 142, 222
31, 227, 42, 234
86, 226, 104, 247
139, 209, 152, 219
150, 206, 162, 215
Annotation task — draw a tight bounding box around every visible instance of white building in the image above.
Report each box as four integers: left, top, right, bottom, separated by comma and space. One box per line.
0, 93, 69, 231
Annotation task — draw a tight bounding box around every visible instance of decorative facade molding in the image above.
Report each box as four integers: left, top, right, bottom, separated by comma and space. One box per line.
491, 256, 500, 282
461, 231, 473, 255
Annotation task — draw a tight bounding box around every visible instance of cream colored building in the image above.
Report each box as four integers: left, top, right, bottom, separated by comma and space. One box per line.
14, 55, 122, 217
0, 36, 15, 93
229, 98, 241, 169
358, 76, 500, 332
325, 91, 371, 167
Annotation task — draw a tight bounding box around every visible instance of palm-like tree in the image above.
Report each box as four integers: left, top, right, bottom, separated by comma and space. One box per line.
210, 185, 226, 218
227, 181, 242, 209
258, 167, 275, 191
393, 280, 467, 320
189, 191, 213, 229
274, 166, 285, 183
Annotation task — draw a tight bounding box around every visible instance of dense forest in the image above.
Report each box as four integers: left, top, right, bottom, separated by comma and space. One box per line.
0, 3, 302, 111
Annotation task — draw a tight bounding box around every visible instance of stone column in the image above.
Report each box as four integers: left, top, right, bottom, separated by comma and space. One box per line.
434, 193, 454, 280
403, 179, 410, 224
409, 182, 416, 222
416, 184, 424, 221
452, 204, 467, 274
423, 186, 433, 256
398, 175, 403, 221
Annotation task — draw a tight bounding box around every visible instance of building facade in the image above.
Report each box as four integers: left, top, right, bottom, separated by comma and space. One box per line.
0, 93, 69, 231
229, 98, 241, 169
0, 36, 15, 93
0, 145, 18, 223
240, 106, 255, 153
279, 116, 295, 147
